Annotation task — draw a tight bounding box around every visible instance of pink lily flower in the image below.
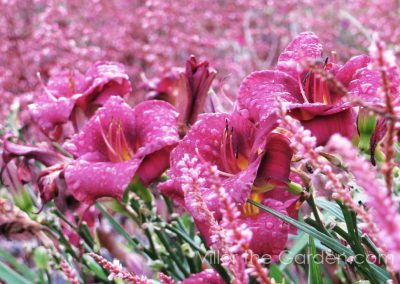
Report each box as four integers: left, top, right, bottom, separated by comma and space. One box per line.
63, 96, 179, 204
29, 61, 132, 140
181, 269, 224, 284
236, 32, 371, 145
1, 134, 74, 204
348, 45, 400, 164
159, 113, 297, 255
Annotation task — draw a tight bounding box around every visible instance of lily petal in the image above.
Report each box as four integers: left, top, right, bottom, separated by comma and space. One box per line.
29, 62, 131, 140
29, 96, 77, 140
3, 134, 67, 166
132, 100, 180, 158
64, 159, 140, 204
63, 96, 135, 159
78, 61, 132, 108
277, 32, 323, 79
236, 70, 302, 123
336, 55, 370, 86
299, 106, 355, 145
254, 133, 293, 188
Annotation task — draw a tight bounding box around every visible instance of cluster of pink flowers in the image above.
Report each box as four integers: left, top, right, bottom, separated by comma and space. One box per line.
2, 23, 400, 282
2, 0, 400, 124
177, 154, 271, 284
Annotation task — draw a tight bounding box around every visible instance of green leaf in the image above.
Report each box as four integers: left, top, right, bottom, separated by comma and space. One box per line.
308, 236, 322, 284
0, 261, 31, 284
33, 247, 49, 270
269, 264, 285, 283
0, 250, 34, 281
247, 200, 390, 282
315, 199, 344, 221
83, 255, 109, 282
279, 233, 308, 270
248, 200, 352, 255
96, 203, 137, 249
128, 177, 153, 207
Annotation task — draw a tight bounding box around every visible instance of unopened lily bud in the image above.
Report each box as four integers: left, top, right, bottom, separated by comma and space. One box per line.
34, 247, 49, 269
286, 181, 304, 195
357, 108, 377, 152
181, 243, 195, 258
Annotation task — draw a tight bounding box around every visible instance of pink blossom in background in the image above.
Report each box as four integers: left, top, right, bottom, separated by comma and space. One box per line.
2, 0, 400, 124
1, 1, 400, 283
29, 61, 131, 140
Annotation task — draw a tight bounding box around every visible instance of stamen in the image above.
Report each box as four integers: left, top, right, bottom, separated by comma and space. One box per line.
241, 192, 263, 217
97, 116, 135, 162
68, 70, 75, 93
115, 121, 124, 161
37, 72, 57, 102
324, 56, 329, 67
217, 170, 235, 177
97, 116, 118, 160
330, 51, 337, 64
220, 126, 231, 171
119, 122, 135, 158
298, 72, 309, 103
228, 128, 237, 168
313, 72, 319, 103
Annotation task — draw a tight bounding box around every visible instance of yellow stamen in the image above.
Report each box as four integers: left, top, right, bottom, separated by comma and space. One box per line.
242, 192, 263, 217
236, 154, 249, 170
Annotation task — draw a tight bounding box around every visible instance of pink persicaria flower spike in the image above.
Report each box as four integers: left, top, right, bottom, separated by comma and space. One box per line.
62, 96, 179, 204
236, 32, 371, 145
29, 61, 132, 140
159, 112, 298, 256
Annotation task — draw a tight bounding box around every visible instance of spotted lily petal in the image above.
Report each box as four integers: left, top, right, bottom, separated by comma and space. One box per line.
64, 160, 140, 204
277, 32, 323, 79
335, 55, 370, 86
236, 70, 302, 123
78, 61, 132, 108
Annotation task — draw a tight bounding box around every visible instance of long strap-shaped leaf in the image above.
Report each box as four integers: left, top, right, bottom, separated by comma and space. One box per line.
0, 261, 31, 284
247, 200, 390, 282
309, 236, 323, 284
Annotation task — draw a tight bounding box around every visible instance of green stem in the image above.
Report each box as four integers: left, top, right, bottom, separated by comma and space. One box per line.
155, 229, 190, 278
307, 195, 332, 237
340, 204, 379, 284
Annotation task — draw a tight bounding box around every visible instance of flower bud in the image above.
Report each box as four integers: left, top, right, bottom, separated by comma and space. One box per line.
181, 243, 195, 258
357, 108, 377, 152
33, 247, 49, 269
